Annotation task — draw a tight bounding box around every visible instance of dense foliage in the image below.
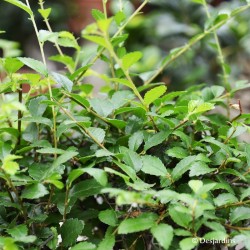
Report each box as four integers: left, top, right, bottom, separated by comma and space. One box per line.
0, 0, 250, 249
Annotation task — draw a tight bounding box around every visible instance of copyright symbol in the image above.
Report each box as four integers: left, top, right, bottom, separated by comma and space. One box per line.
192, 238, 199, 244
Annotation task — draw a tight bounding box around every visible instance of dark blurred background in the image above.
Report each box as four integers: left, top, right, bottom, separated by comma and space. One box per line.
0, 0, 250, 91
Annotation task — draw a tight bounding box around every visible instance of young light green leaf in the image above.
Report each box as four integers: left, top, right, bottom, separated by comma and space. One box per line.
38, 8, 52, 19
99, 209, 118, 226
141, 155, 168, 177
4, 0, 32, 15
51, 72, 73, 92
3, 57, 23, 74
83, 35, 107, 48
92, 9, 105, 21
18, 57, 48, 76
22, 183, 49, 199
122, 51, 142, 71
179, 238, 198, 250
61, 219, 84, 247
144, 85, 167, 106
151, 224, 174, 250
118, 212, 158, 234
188, 180, 203, 194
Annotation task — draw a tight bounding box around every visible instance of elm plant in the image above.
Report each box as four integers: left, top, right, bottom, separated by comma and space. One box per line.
0, 0, 250, 249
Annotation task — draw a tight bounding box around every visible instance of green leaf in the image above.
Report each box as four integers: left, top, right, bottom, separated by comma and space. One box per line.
84, 168, 108, 186
7, 224, 36, 243
241, 187, 250, 201
114, 11, 126, 26
61, 218, 84, 247
28, 96, 48, 117
122, 51, 142, 71
87, 127, 106, 144
151, 224, 174, 250
204, 231, 228, 240
188, 100, 214, 116
51, 72, 73, 92
169, 205, 192, 228
4, 0, 32, 15
141, 155, 168, 177
97, 229, 115, 250
22, 183, 49, 199
22, 116, 52, 127
172, 156, 196, 181
71, 242, 96, 250
89, 98, 114, 117
70, 179, 103, 199
99, 209, 118, 226
120, 146, 142, 172
52, 151, 78, 169
0, 238, 19, 250
230, 207, 250, 224
144, 131, 170, 151
118, 212, 158, 234
17, 57, 48, 76
3, 57, 23, 74
92, 9, 105, 21
2, 154, 21, 175
38, 8, 52, 19
144, 85, 167, 106
189, 161, 216, 177
129, 131, 144, 151
83, 35, 107, 48
214, 193, 238, 207
188, 180, 203, 194
179, 238, 198, 250
166, 147, 188, 159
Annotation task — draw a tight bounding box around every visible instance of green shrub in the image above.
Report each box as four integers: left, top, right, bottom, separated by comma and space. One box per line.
0, 0, 250, 249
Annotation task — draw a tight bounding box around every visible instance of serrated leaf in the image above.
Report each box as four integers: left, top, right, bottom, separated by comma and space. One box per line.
188, 180, 203, 194
118, 212, 157, 234
71, 242, 96, 250
230, 207, 250, 224
144, 85, 167, 106
89, 98, 114, 117
84, 168, 108, 186
214, 193, 238, 207
87, 127, 106, 144
129, 131, 144, 151
61, 218, 84, 247
172, 156, 196, 181
179, 238, 198, 250
204, 231, 228, 240
52, 151, 78, 169
122, 51, 142, 71
241, 187, 250, 201
114, 11, 126, 26
70, 179, 103, 199
22, 116, 52, 127
167, 146, 188, 159
144, 131, 170, 151
22, 183, 49, 199
17, 57, 48, 76
141, 155, 168, 177
92, 9, 105, 21
4, 0, 32, 15
169, 205, 192, 228
99, 209, 117, 226
7, 224, 36, 243
51, 72, 73, 92
120, 146, 142, 172
189, 161, 216, 177
28, 96, 47, 117
188, 100, 214, 116
151, 224, 173, 250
